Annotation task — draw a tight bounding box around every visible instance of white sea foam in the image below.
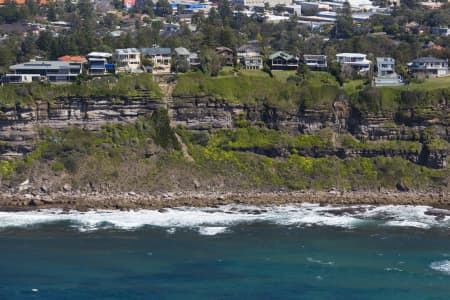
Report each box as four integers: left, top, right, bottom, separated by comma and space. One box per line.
430, 260, 450, 275
384, 267, 403, 272
384, 220, 431, 229
307, 257, 335, 266
198, 226, 228, 236
0, 203, 448, 232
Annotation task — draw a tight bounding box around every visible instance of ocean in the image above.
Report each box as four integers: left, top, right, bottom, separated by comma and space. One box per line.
0, 204, 449, 299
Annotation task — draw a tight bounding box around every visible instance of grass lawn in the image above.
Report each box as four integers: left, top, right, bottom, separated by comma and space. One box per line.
271, 70, 297, 82
409, 76, 450, 91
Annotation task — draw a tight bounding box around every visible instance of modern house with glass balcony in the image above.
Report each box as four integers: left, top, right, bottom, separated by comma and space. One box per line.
303, 54, 328, 70
141, 48, 172, 74
7, 61, 82, 83
237, 44, 263, 70
114, 48, 142, 73
86, 52, 114, 75
336, 53, 371, 73
373, 57, 403, 86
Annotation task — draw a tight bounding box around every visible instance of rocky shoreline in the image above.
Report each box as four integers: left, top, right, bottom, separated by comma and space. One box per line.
0, 190, 448, 212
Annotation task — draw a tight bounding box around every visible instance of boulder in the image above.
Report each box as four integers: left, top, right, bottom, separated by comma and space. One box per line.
63, 184, 72, 192
396, 182, 409, 192
40, 185, 49, 193
193, 179, 201, 189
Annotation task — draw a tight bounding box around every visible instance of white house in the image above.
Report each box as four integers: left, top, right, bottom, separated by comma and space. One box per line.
408, 57, 449, 78
237, 43, 263, 70
336, 53, 371, 73
114, 48, 142, 73
86, 52, 114, 75
373, 57, 403, 86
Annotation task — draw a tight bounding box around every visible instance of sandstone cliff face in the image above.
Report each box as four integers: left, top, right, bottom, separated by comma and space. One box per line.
171, 96, 449, 168
172, 96, 448, 140
0, 95, 164, 159
172, 96, 349, 134
0, 93, 448, 168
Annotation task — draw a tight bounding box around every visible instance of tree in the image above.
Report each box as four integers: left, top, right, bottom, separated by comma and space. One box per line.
200, 48, 221, 76
217, 0, 232, 25
47, 4, 57, 22
64, 0, 76, 13
332, 2, 354, 39
155, 0, 172, 17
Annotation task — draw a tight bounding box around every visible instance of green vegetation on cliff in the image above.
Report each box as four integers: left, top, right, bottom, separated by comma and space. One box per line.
174, 72, 449, 118
173, 72, 341, 110
208, 128, 333, 151
0, 107, 447, 193
178, 128, 448, 191
0, 74, 163, 107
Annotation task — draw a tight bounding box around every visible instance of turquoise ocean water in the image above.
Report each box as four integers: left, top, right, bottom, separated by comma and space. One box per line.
0, 204, 449, 299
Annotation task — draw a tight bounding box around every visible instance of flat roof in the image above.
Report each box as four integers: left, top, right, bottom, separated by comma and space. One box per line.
336, 53, 367, 57
10, 61, 81, 70
115, 48, 140, 54
304, 54, 327, 58
376, 57, 395, 62
87, 52, 112, 58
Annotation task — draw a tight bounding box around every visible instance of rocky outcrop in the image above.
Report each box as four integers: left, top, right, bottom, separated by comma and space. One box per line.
172, 96, 349, 135
171, 95, 449, 168
172, 96, 448, 141
0, 94, 164, 159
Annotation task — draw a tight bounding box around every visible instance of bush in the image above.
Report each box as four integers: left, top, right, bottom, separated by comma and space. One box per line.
51, 161, 65, 172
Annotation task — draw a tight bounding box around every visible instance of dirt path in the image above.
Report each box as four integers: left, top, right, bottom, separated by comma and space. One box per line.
158, 77, 194, 162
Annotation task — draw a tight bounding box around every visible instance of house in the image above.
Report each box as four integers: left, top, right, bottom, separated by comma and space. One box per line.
303, 54, 327, 70
114, 48, 141, 73
173, 47, 191, 72
216, 47, 234, 66
173, 47, 201, 70
431, 27, 450, 36
174, 47, 190, 60
160, 23, 180, 38
408, 57, 449, 78
1, 73, 42, 84
86, 52, 114, 75
123, 0, 136, 9
188, 52, 201, 68
58, 55, 87, 63
6, 61, 82, 83
268, 51, 299, 70
232, 0, 291, 8
237, 43, 263, 70
141, 47, 171, 74
176, 13, 194, 25
373, 57, 403, 87
336, 53, 371, 73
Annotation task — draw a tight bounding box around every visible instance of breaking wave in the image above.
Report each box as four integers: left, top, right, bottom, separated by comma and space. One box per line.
430, 260, 450, 275
0, 203, 449, 234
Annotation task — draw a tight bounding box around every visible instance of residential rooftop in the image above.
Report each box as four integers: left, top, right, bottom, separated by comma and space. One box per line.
10, 61, 82, 70
141, 48, 172, 56
87, 52, 113, 58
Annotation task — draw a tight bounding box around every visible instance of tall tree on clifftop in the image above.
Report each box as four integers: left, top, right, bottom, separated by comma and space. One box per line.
332, 1, 354, 39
